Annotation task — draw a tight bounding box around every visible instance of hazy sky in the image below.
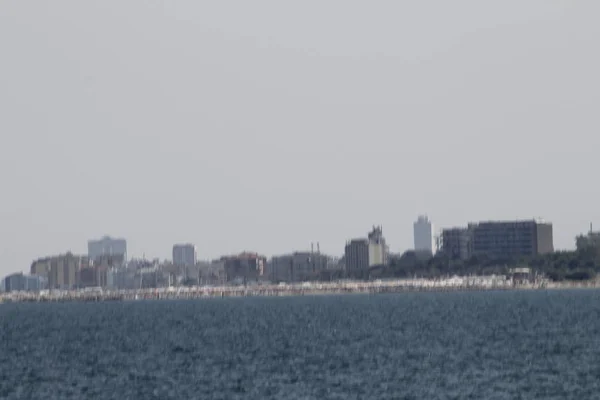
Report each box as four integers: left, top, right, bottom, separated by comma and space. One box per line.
1, 1, 599, 274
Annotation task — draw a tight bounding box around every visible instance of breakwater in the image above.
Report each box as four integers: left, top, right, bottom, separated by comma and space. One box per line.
1, 277, 598, 304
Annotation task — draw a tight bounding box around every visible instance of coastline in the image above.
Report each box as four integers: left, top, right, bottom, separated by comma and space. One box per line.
2, 277, 599, 304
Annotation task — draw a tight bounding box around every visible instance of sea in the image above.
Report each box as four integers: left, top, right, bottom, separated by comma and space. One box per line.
2, 290, 600, 399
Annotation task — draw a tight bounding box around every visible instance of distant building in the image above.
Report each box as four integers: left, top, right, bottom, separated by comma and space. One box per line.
368, 226, 388, 266
326, 256, 343, 270
196, 261, 226, 285
3, 273, 26, 292
2, 273, 46, 293
134, 265, 161, 289
25, 275, 47, 291
126, 258, 156, 271
173, 244, 197, 267
78, 266, 97, 288
222, 252, 266, 283
88, 236, 127, 263
107, 266, 136, 290
442, 219, 553, 260
344, 239, 369, 272
30, 258, 51, 278
31, 253, 88, 290
471, 219, 553, 258
576, 233, 600, 250
576, 224, 600, 251
345, 226, 388, 271
269, 252, 329, 283
441, 227, 473, 260
77, 253, 123, 288
414, 215, 435, 255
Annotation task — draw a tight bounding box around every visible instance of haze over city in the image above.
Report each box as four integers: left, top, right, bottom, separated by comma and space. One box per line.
1, 1, 599, 275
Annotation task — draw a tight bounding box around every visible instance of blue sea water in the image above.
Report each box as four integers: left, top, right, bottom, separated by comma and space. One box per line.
2, 290, 600, 399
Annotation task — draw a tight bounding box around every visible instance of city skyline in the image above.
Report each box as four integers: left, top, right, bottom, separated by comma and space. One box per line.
2, 214, 570, 273
2, 1, 600, 276
0, 214, 594, 275
0, 216, 570, 292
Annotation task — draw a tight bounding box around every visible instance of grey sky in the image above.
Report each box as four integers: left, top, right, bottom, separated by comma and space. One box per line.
1, 1, 598, 274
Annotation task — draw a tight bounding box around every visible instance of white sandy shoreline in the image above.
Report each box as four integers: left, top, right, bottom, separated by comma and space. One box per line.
2, 277, 599, 304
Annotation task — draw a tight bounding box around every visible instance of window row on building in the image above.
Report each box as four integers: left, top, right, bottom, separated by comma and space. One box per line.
441, 219, 554, 260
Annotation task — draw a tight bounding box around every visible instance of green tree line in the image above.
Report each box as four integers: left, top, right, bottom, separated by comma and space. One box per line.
317, 247, 600, 282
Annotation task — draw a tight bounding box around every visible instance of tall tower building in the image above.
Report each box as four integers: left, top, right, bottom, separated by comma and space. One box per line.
414, 215, 435, 255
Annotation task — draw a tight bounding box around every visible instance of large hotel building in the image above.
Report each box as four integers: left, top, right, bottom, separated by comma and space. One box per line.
442, 219, 553, 260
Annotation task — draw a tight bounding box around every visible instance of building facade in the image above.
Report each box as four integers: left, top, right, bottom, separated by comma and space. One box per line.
345, 226, 388, 271
31, 253, 88, 290
576, 232, 600, 250
25, 275, 47, 291
344, 239, 370, 272
441, 227, 473, 260
88, 236, 127, 263
414, 215, 435, 255
3, 273, 26, 292
52, 253, 87, 290
31, 257, 52, 278
576, 224, 600, 251
106, 267, 136, 290
368, 226, 388, 266
471, 219, 553, 258
222, 252, 266, 283
442, 219, 554, 260
134, 266, 161, 289
196, 261, 226, 285
172, 244, 197, 267
269, 252, 329, 283
2, 273, 47, 293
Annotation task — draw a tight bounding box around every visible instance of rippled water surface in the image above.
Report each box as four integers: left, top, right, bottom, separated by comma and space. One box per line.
2, 290, 600, 399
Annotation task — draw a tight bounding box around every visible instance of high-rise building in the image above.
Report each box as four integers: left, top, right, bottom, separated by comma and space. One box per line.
414, 215, 435, 255
31, 253, 88, 290
471, 219, 553, 258
172, 244, 197, 267
442, 219, 554, 260
88, 236, 127, 263
345, 226, 388, 271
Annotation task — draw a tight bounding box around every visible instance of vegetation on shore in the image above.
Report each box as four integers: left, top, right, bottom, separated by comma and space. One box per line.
319, 248, 600, 282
